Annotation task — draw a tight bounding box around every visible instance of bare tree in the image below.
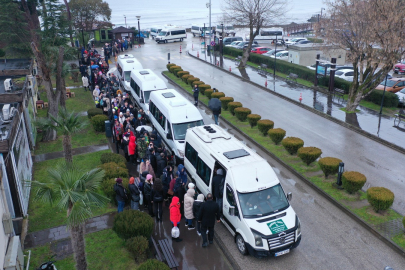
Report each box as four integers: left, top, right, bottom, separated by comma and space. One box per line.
223, 0, 288, 68
319, 0, 405, 112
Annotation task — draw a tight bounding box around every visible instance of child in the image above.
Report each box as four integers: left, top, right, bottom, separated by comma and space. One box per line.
170, 196, 182, 242
193, 194, 205, 236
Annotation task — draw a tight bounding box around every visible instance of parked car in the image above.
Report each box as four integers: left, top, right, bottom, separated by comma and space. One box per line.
395, 88, 405, 105
285, 38, 307, 46
393, 60, 405, 74
335, 69, 354, 81
223, 36, 243, 46
296, 40, 312, 44
375, 78, 405, 93
251, 47, 271, 54
263, 49, 284, 57
235, 41, 259, 49
226, 41, 242, 47
270, 50, 289, 60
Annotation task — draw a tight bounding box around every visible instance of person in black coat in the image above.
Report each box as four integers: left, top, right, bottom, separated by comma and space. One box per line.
211, 168, 225, 211
161, 165, 173, 202
121, 133, 130, 161
198, 193, 220, 247
146, 143, 157, 172
151, 179, 165, 222
155, 152, 167, 179
113, 178, 127, 213
128, 177, 140, 210
192, 84, 199, 105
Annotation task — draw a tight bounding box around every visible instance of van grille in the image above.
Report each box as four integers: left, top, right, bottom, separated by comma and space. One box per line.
267, 231, 295, 250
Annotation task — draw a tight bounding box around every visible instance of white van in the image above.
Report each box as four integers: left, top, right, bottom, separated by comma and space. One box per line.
148, 89, 204, 164
150, 27, 162, 39
216, 25, 235, 36
129, 69, 167, 113
184, 124, 301, 258
247, 28, 283, 43
116, 54, 143, 91
191, 25, 213, 37
155, 27, 187, 43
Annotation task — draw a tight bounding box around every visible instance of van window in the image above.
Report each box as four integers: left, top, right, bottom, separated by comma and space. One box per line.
172, 120, 204, 140
144, 91, 152, 103
167, 120, 173, 137
197, 157, 211, 186
149, 101, 156, 116
185, 142, 198, 168
150, 101, 166, 129
130, 78, 140, 97
226, 185, 239, 216
192, 26, 199, 31
171, 30, 186, 35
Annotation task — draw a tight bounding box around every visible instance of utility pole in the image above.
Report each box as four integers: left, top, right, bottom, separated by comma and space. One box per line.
207, 0, 212, 51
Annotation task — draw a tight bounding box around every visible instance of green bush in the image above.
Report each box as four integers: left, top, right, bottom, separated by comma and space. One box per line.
173, 68, 183, 76
297, 147, 322, 165
87, 108, 104, 119
227, 101, 242, 115
193, 81, 205, 88
113, 210, 154, 239
182, 74, 192, 83
199, 84, 211, 95
177, 71, 189, 78
364, 90, 399, 108
90, 115, 109, 132
126, 236, 149, 263
367, 187, 394, 212
268, 128, 286, 144
403, 216, 405, 229
220, 97, 235, 110
257, 119, 274, 136
100, 153, 126, 167
234, 107, 251, 122
169, 65, 181, 73
187, 76, 198, 85
101, 177, 129, 205
247, 114, 261, 128
318, 157, 342, 178
281, 137, 304, 155
166, 63, 176, 71
138, 259, 170, 270
205, 89, 214, 99
211, 92, 226, 99
307, 37, 324, 43
342, 171, 367, 194
99, 162, 128, 181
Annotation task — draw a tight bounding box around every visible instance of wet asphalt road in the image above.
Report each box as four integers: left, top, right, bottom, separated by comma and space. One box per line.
111, 37, 405, 269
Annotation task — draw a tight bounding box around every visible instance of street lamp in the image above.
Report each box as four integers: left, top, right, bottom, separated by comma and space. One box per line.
379, 74, 390, 115
206, 0, 212, 51
274, 34, 278, 79
136, 16, 141, 44
124, 15, 127, 28
221, 23, 224, 56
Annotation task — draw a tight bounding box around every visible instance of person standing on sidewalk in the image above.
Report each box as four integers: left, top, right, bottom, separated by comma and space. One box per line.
151, 179, 164, 222
184, 188, 195, 230
143, 174, 154, 217
198, 193, 220, 247
193, 194, 205, 236
212, 105, 221, 125
170, 196, 183, 242
193, 84, 199, 106
113, 178, 127, 213
128, 177, 140, 210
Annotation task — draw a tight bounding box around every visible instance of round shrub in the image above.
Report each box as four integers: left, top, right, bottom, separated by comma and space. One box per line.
205, 89, 214, 99
193, 81, 205, 88
101, 177, 130, 204
247, 114, 261, 128
99, 162, 128, 180
90, 114, 109, 132
138, 259, 170, 270
166, 63, 176, 71
211, 92, 226, 99
342, 171, 367, 194
268, 128, 286, 145
281, 137, 304, 155
182, 74, 192, 83
234, 107, 251, 122
187, 76, 199, 85
173, 68, 183, 76
87, 108, 103, 119
367, 187, 394, 212
297, 147, 322, 165
199, 84, 211, 95
113, 210, 154, 239
169, 65, 181, 73
220, 97, 234, 110
177, 71, 189, 78
126, 236, 149, 263
100, 153, 126, 167
257, 119, 274, 136
227, 101, 242, 115
318, 157, 342, 178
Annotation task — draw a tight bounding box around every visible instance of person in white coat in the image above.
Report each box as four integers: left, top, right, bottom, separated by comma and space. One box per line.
82, 76, 89, 91
184, 188, 195, 230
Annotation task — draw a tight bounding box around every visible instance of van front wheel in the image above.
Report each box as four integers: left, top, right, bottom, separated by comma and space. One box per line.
236, 235, 248, 255
180, 38, 183, 42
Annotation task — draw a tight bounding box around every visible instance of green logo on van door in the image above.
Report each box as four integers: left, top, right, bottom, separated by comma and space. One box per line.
267, 219, 287, 234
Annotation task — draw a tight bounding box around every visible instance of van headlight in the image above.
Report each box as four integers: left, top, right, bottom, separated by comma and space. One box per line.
296, 216, 301, 239
178, 150, 185, 157
251, 229, 263, 247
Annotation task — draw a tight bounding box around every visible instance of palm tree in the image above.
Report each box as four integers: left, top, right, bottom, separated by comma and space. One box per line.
37, 108, 87, 162
32, 162, 109, 270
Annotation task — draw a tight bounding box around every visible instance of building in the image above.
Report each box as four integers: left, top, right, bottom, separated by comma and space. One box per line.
111, 26, 136, 41
288, 44, 347, 66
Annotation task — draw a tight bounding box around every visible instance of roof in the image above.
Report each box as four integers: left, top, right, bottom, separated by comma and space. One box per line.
112, 26, 135, 33
0, 59, 31, 71
289, 44, 344, 51
130, 69, 167, 90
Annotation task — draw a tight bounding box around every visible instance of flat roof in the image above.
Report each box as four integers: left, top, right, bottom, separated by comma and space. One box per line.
0, 76, 25, 95
289, 44, 344, 51
0, 59, 31, 71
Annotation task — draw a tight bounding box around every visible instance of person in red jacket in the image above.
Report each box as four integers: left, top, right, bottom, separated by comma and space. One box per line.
170, 196, 182, 242
128, 134, 136, 165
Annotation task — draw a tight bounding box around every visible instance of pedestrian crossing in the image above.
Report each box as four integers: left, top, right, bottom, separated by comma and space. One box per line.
139, 55, 191, 61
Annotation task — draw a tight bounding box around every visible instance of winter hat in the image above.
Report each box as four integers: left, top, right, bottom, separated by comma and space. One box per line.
129, 177, 135, 184
126, 109, 130, 112
114, 115, 118, 120
116, 178, 122, 183
119, 112, 123, 115
146, 174, 153, 181
138, 114, 142, 118
197, 194, 205, 201
188, 183, 195, 189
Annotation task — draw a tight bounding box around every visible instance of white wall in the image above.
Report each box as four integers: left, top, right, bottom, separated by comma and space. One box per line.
0, 186, 10, 270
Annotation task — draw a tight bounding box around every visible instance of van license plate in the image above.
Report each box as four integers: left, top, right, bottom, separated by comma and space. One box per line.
275, 249, 290, 257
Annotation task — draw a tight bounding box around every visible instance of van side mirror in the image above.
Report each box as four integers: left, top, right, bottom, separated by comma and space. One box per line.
166, 133, 173, 140
139, 98, 144, 104
229, 206, 236, 216
287, 192, 292, 202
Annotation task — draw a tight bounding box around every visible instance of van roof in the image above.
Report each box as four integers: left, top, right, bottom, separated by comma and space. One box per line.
187, 125, 280, 192
149, 89, 203, 124
130, 69, 167, 91
118, 55, 143, 70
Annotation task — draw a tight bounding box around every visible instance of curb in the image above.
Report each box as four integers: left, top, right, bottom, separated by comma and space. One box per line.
214, 232, 242, 270
186, 51, 405, 156
162, 72, 405, 259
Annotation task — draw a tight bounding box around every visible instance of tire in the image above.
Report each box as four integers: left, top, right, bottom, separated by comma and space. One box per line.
180, 38, 183, 42
236, 235, 248, 255
193, 33, 195, 37
165, 40, 168, 44
394, 116, 400, 126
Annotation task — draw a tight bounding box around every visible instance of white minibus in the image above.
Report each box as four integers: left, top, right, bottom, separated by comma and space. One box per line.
155, 27, 187, 43
191, 25, 213, 37
150, 27, 162, 39
116, 54, 143, 91
247, 28, 283, 43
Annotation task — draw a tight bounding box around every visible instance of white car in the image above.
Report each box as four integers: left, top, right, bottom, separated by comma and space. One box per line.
335, 69, 354, 81
396, 88, 405, 105
285, 38, 307, 46
271, 50, 289, 60
226, 41, 242, 47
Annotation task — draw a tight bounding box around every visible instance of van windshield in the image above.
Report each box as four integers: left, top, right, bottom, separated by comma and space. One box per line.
237, 184, 289, 218
158, 31, 167, 36
124, 71, 131, 82
172, 120, 204, 140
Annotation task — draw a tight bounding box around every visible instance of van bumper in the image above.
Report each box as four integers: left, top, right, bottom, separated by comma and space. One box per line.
246, 235, 301, 258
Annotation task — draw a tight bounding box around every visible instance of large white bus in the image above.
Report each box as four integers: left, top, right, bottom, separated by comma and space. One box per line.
247, 28, 283, 43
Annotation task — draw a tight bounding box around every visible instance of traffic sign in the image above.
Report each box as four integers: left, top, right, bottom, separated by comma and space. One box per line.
211, 41, 215, 46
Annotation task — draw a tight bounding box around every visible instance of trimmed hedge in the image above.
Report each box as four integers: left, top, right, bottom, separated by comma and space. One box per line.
126, 236, 149, 263
101, 177, 129, 205
166, 63, 176, 71
113, 210, 154, 239
182, 74, 192, 83
193, 81, 205, 88
234, 107, 252, 121
100, 153, 126, 167
364, 90, 399, 108
211, 92, 226, 99
199, 84, 211, 95
247, 114, 261, 128
138, 259, 170, 270
268, 128, 286, 145
220, 97, 234, 110
177, 71, 189, 78
257, 119, 274, 136
87, 108, 103, 119
281, 137, 304, 155
90, 115, 109, 132
318, 157, 342, 178
99, 162, 128, 181
169, 65, 181, 73
367, 187, 394, 212
205, 89, 214, 99
173, 68, 183, 76
227, 101, 242, 115
297, 147, 322, 165
342, 171, 367, 194
187, 76, 199, 85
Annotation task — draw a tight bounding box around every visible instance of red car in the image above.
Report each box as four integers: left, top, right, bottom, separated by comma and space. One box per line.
251, 47, 271, 54
393, 60, 405, 74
